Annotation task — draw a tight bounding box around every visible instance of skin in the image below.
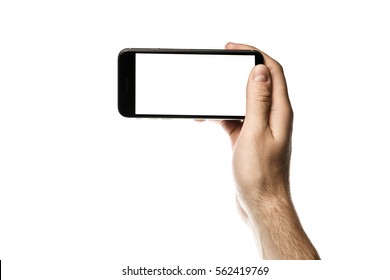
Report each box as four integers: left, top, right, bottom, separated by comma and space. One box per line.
220, 42, 320, 260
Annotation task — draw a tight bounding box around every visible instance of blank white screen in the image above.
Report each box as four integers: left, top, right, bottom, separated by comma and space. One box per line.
135, 53, 254, 116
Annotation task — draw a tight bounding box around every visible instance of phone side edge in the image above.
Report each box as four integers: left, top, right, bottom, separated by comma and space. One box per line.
118, 49, 136, 117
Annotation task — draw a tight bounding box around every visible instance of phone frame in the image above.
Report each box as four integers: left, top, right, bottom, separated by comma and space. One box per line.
118, 48, 264, 119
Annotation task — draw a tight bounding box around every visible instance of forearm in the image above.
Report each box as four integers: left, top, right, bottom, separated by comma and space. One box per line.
243, 186, 320, 260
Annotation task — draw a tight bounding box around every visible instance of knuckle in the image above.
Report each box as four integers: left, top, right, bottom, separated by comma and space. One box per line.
252, 87, 272, 103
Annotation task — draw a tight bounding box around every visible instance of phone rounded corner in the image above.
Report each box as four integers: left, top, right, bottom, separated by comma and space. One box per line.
118, 48, 130, 57
117, 104, 129, 118
252, 50, 264, 64
118, 108, 126, 118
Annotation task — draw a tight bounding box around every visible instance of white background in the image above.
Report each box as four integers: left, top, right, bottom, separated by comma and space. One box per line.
0, 0, 389, 279
136, 53, 252, 116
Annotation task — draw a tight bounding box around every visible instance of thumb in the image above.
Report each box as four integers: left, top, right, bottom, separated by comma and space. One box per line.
244, 64, 272, 132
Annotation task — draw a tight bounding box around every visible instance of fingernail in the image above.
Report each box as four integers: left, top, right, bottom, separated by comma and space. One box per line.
252, 65, 269, 82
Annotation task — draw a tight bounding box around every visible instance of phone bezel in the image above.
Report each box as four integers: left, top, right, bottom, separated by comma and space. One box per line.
118, 48, 264, 119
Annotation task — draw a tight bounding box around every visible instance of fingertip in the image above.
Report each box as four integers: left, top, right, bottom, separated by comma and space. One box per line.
225, 42, 236, 49
251, 64, 270, 82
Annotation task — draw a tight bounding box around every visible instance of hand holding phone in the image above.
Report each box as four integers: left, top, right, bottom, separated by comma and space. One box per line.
118, 48, 264, 119
118, 43, 319, 259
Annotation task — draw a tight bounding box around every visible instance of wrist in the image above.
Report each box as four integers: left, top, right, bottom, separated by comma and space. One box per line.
237, 179, 292, 223
238, 175, 290, 204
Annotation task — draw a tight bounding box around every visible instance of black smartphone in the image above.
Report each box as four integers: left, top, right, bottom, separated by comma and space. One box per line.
118, 48, 264, 119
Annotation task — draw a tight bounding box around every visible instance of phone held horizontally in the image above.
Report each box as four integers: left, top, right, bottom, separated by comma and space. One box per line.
118, 48, 264, 119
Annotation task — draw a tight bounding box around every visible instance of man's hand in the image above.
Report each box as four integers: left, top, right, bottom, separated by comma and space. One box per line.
221, 42, 319, 260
